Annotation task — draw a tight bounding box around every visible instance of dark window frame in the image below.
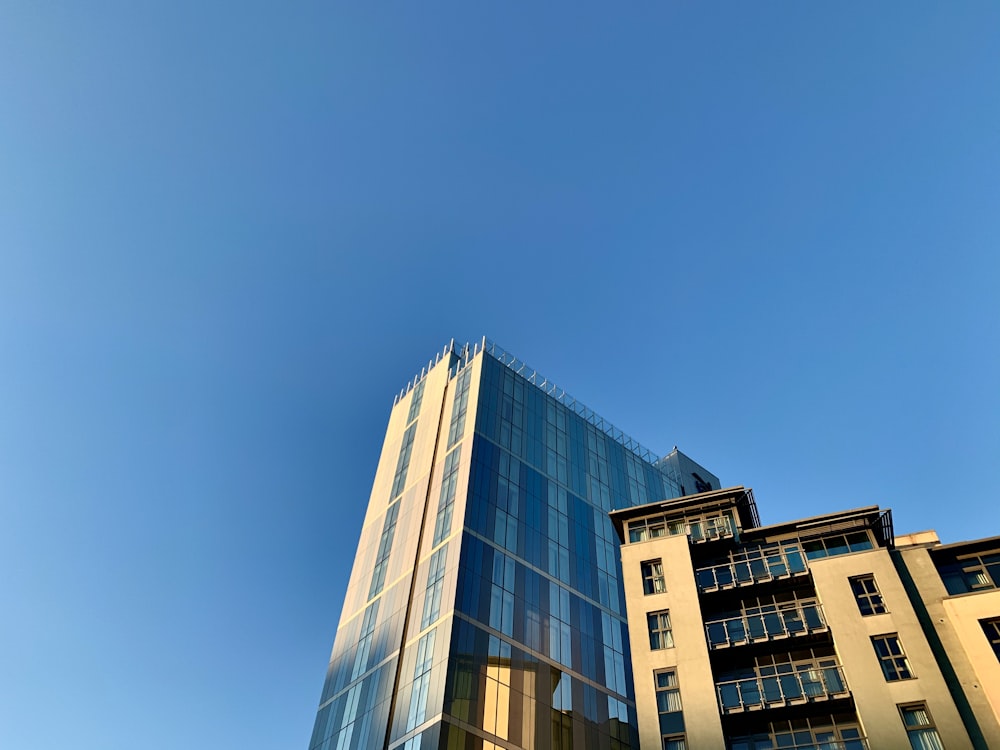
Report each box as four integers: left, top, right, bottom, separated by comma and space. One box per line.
872, 633, 914, 681
648, 610, 674, 650
850, 574, 888, 616
899, 702, 944, 750
642, 559, 666, 595
981, 617, 1000, 661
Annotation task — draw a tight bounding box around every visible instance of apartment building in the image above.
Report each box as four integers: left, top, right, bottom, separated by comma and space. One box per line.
895, 532, 1000, 749
613, 487, 975, 750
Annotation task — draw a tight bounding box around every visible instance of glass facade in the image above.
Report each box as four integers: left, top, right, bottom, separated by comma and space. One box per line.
309, 341, 695, 750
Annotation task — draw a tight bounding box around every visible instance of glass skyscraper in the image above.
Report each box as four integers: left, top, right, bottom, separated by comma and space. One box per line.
308, 340, 718, 750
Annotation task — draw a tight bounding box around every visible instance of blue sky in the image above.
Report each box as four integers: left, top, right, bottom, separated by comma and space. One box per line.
2, 3, 998, 749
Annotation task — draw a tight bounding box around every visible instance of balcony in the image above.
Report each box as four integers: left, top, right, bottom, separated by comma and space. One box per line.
688, 516, 735, 543
627, 514, 735, 544
717, 663, 850, 713
696, 546, 808, 592
728, 734, 868, 750
705, 601, 827, 649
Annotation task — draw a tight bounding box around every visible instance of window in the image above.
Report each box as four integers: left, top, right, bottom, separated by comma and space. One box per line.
729, 715, 866, 750
655, 670, 682, 714
937, 549, 1000, 594
961, 557, 998, 590
872, 634, 913, 680
850, 574, 888, 615
390, 423, 418, 499
802, 531, 873, 559
900, 703, 944, 750
446, 368, 472, 448
643, 560, 666, 595
405, 379, 425, 424
656, 670, 685, 746
627, 512, 731, 544
981, 618, 1000, 661
629, 522, 648, 543
648, 610, 674, 650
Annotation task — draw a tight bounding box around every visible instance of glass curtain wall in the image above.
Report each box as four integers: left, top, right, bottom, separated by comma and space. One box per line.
426, 353, 683, 750
310, 346, 685, 750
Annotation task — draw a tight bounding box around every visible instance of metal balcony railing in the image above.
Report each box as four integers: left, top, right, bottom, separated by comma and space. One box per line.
688, 516, 735, 543
696, 546, 808, 592
705, 601, 826, 649
717, 664, 850, 713
729, 735, 868, 750
627, 515, 735, 545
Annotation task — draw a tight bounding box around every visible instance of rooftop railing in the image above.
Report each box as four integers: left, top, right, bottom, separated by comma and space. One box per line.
705, 601, 827, 649
395, 338, 683, 485
481, 338, 667, 466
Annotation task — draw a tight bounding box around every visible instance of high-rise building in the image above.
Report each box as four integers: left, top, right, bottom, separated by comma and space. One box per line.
307, 340, 718, 750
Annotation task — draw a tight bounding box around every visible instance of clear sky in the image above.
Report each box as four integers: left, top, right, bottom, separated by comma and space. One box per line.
1, 3, 998, 749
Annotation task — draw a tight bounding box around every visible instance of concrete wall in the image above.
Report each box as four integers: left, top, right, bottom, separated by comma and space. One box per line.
339, 353, 457, 622
621, 532, 725, 750
810, 548, 972, 749
897, 544, 1000, 749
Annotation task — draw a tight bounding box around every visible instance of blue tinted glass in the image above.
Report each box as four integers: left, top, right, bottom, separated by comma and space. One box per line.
847, 532, 874, 552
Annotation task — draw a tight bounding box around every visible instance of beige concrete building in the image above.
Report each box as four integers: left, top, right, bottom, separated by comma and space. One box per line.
895, 534, 1000, 749
612, 486, 985, 750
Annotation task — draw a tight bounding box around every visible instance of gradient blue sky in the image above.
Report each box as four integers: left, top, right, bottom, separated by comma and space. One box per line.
2, 3, 998, 749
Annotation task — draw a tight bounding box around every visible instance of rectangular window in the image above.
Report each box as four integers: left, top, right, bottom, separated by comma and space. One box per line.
961, 552, 1000, 590
406, 380, 425, 424
729, 716, 866, 750
900, 703, 944, 750
420, 545, 448, 629
628, 513, 729, 544
938, 549, 1000, 594
351, 600, 380, 680
629, 522, 648, 543
432, 446, 462, 546
643, 560, 666, 595
662, 737, 686, 750
648, 610, 674, 650
368, 502, 401, 600
872, 634, 913, 681
390, 423, 418, 500
406, 628, 437, 731
981, 618, 1000, 661
446, 368, 472, 449
850, 574, 888, 615
803, 531, 874, 559
656, 670, 682, 714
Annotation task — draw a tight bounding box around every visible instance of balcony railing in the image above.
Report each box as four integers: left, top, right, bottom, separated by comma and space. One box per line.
688, 516, 735, 543
628, 515, 735, 544
705, 601, 826, 649
717, 664, 849, 713
696, 546, 808, 592
729, 735, 868, 750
